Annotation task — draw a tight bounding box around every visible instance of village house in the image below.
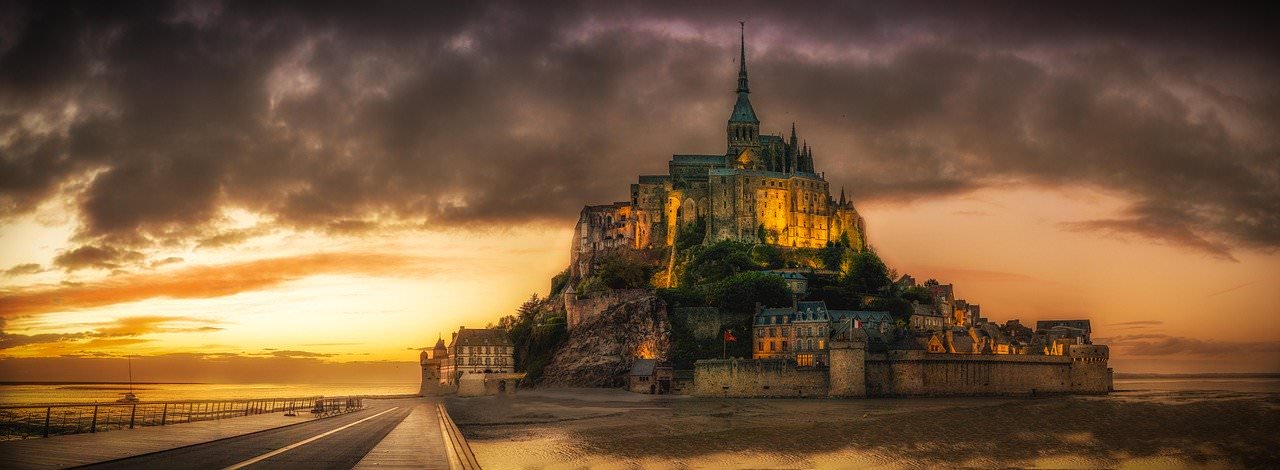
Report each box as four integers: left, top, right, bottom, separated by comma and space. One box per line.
752, 301, 891, 366
440, 327, 516, 386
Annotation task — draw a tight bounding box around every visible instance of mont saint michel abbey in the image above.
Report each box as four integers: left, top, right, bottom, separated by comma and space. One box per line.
572, 26, 865, 278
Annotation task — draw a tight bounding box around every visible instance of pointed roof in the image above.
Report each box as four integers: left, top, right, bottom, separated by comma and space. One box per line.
730, 92, 758, 123
728, 22, 758, 124
736, 21, 749, 94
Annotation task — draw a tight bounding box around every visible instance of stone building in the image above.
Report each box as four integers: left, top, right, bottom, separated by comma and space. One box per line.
418, 337, 449, 396
1036, 320, 1093, 345
440, 327, 515, 386
767, 270, 808, 295
627, 359, 674, 394
752, 301, 891, 367
908, 302, 946, 330
570, 24, 867, 280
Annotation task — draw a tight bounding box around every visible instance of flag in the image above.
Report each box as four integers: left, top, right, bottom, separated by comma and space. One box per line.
724, 329, 737, 342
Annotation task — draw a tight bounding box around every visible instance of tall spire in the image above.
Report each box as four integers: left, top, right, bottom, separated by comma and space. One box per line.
736, 21, 749, 93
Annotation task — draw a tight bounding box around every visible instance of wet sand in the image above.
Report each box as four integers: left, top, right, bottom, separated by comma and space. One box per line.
445, 385, 1280, 469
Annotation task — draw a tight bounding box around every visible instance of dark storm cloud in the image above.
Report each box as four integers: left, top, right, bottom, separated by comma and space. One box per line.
52, 244, 145, 271
1, 1, 1277, 259
3, 263, 43, 276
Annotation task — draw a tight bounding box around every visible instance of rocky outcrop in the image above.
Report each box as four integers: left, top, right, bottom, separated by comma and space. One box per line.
540, 294, 672, 387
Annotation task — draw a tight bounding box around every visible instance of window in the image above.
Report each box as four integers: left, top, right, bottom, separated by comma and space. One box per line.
758, 341, 764, 351
782, 329, 789, 338
769, 328, 776, 337
756, 328, 764, 338
769, 341, 776, 351
782, 341, 789, 351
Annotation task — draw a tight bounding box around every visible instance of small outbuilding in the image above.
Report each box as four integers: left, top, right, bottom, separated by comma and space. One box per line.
627, 359, 673, 394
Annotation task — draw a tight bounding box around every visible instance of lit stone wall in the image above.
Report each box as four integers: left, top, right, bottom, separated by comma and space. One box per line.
693, 358, 829, 398
695, 349, 1112, 398
564, 288, 653, 330
862, 350, 1112, 396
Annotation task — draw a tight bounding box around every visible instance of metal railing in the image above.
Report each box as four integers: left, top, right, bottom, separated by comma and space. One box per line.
0, 396, 366, 441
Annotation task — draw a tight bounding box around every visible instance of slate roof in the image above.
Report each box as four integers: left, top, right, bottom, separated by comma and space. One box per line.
829, 311, 893, 325
1036, 320, 1092, 333
671, 154, 726, 165
766, 271, 807, 281
452, 327, 512, 347
729, 92, 759, 123
637, 175, 670, 184
949, 333, 975, 353
629, 359, 657, 376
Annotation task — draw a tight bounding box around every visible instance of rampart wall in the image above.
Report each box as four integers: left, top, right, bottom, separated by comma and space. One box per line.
693, 359, 828, 398
565, 289, 652, 330
693, 348, 1111, 398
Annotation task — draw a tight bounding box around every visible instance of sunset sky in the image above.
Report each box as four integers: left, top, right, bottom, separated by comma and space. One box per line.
2, 2, 1277, 383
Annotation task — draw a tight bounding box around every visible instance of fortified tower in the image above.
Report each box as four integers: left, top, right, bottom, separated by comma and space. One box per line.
827, 325, 867, 397
419, 336, 449, 396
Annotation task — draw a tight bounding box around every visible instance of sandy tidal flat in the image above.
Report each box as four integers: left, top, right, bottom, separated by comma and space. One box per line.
446, 384, 1280, 469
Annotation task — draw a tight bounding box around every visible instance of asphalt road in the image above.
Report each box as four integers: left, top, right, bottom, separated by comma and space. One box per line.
80, 401, 415, 470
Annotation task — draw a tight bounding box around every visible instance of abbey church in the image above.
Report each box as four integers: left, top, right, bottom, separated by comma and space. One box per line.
571, 25, 866, 279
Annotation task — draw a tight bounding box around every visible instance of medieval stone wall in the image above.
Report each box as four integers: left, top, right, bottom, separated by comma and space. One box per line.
565, 288, 652, 330
693, 358, 829, 398
693, 349, 1112, 398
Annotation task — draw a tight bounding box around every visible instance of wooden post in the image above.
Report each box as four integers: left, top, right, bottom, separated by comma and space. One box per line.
129, 404, 137, 429
161, 403, 168, 426
90, 405, 98, 433
43, 407, 51, 437
245, 400, 252, 416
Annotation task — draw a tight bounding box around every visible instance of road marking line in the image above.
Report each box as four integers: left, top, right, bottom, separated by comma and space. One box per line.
222, 407, 400, 470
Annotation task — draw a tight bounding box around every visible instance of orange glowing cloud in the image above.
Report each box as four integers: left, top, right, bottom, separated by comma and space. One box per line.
0, 252, 431, 318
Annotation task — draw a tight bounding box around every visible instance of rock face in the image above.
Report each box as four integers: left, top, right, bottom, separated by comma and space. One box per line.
540, 294, 672, 387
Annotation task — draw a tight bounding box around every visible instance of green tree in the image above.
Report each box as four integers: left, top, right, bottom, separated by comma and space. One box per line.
900, 285, 934, 307
711, 271, 792, 315
678, 240, 758, 287
863, 296, 913, 323
806, 285, 860, 310
749, 244, 784, 269
675, 217, 707, 251
821, 244, 847, 272
842, 249, 891, 295
595, 249, 657, 290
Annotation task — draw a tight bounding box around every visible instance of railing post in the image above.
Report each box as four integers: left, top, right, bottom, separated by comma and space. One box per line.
90, 405, 98, 433
161, 403, 168, 426
245, 400, 252, 416
43, 406, 51, 437
129, 404, 137, 429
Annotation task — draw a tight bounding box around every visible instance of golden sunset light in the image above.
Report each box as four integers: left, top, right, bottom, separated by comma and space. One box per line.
1, 2, 1279, 467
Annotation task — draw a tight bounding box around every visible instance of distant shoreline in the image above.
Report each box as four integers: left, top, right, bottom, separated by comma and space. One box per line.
0, 381, 207, 386
1113, 372, 1280, 379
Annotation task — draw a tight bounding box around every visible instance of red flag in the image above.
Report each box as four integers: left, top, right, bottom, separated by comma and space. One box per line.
724, 329, 737, 342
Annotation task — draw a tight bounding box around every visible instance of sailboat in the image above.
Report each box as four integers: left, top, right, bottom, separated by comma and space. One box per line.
116, 356, 140, 403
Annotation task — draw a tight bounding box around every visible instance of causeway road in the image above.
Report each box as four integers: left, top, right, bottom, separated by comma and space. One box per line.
78, 398, 452, 470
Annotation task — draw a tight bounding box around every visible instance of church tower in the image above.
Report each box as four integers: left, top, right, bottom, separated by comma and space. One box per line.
726, 22, 760, 163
